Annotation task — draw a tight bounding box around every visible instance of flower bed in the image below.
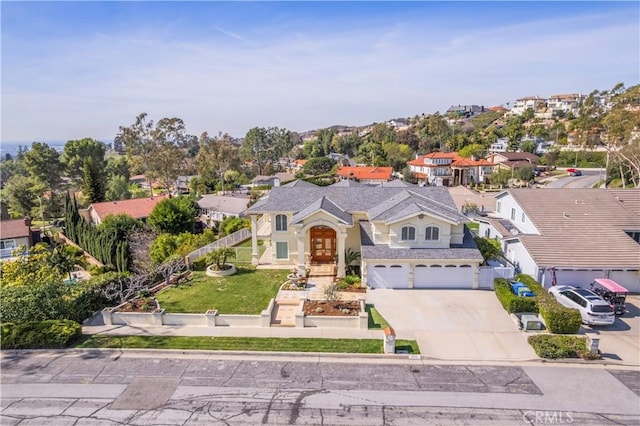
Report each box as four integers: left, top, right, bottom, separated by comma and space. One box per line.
303, 300, 361, 316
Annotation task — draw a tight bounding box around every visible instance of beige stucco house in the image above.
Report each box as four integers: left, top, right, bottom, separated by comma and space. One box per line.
246, 180, 483, 289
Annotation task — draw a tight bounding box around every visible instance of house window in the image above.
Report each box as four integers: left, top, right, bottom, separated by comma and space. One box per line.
496, 201, 501, 213
521, 212, 525, 223
275, 242, 288, 259
0, 240, 16, 250
425, 226, 440, 241
511, 208, 516, 220
401, 226, 416, 241
275, 214, 287, 232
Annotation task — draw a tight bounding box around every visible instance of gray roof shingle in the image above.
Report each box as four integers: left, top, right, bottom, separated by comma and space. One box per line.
291, 196, 352, 225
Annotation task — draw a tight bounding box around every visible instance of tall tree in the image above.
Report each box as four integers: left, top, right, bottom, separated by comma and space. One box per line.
3, 175, 44, 218
196, 132, 240, 188
61, 138, 106, 184
147, 196, 199, 235
23, 142, 63, 190
82, 157, 106, 203
116, 113, 188, 192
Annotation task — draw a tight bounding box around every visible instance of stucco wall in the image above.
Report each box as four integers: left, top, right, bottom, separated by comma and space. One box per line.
385, 215, 451, 249
495, 195, 539, 234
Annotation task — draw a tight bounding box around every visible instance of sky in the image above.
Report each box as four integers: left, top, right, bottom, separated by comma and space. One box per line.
1, 1, 639, 144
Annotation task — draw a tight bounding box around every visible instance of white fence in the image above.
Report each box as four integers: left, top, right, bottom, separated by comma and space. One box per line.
187, 228, 251, 262
478, 266, 515, 289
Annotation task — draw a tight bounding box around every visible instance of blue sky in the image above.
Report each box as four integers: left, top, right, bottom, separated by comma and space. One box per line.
2, 1, 638, 143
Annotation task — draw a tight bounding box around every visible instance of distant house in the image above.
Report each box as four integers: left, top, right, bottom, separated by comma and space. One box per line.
489, 138, 509, 153
336, 166, 394, 184
547, 93, 584, 116
406, 152, 495, 186
292, 159, 307, 171
83, 195, 170, 225
327, 153, 354, 167
0, 218, 33, 259
488, 152, 539, 172
511, 96, 546, 115
446, 105, 486, 118
198, 194, 250, 224
174, 175, 197, 193
129, 174, 150, 190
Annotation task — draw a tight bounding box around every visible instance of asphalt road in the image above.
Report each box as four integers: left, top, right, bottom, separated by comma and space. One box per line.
2, 350, 639, 425
544, 169, 604, 189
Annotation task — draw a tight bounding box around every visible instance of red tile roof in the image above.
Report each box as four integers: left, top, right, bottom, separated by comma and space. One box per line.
0, 219, 31, 239
89, 195, 170, 222
408, 152, 494, 168
451, 158, 495, 167
336, 166, 393, 181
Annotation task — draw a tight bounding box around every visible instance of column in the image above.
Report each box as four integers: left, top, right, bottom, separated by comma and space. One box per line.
337, 231, 346, 278
296, 230, 306, 276
472, 263, 479, 289
251, 215, 259, 265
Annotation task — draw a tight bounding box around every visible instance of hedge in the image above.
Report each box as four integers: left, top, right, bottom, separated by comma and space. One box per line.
1, 320, 82, 349
528, 334, 593, 359
517, 274, 582, 334
494, 279, 538, 313
191, 255, 207, 271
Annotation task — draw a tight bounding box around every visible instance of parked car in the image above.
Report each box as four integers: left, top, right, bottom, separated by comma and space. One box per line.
548, 285, 615, 325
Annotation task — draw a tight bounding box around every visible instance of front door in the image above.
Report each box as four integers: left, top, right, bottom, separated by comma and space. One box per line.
310, 226, 336, 263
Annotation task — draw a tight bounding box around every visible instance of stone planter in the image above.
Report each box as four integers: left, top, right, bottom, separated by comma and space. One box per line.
206, 263, 237, 277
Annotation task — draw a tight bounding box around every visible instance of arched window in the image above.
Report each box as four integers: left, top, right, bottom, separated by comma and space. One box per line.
425, 226, 440, 241
275, 214, 287, 231
401, 226, 416, 241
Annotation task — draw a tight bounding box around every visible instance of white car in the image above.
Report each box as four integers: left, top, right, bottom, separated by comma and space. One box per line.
548, 285, 615, 326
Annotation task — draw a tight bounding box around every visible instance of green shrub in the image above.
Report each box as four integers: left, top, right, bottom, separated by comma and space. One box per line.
336, 281, 349, 290
528, 334, 590, 359
191, 256, 207, 271
344, 275, 361, 285
494, 279, 538, 313
517, 274, 582, 334
1, 320, 82, 349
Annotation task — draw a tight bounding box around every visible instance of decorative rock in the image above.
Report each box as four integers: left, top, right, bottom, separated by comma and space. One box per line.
315, 307, 324, 313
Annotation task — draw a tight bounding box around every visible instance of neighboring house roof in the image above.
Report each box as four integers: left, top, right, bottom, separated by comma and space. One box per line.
408, 152, 494, 168
0, 219, 30, 240
251, 175, 275, 184
496, 160, 537, 170
489, 152, 539, 163
359, 221, 482, 261
336, 166, 393, 181
451, 158, 494, 167
282, 180, 317, 188
274, 172, 296, 183
606, 189, 640, 216
447, 186, 497, 212
89, 195, 169, 222
503, 188, 640, 269
197, 194, 250, 215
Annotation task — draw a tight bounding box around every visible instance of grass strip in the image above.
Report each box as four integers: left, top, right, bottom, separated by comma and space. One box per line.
75, 335, 420, 354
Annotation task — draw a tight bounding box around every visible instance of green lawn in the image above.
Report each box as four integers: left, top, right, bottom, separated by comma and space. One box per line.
366, 305, 391, 330
155, 268, 288, 314
75, 335, 420, 354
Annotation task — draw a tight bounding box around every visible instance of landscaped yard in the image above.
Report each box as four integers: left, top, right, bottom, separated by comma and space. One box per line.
154, 267, 288, 314
75, 335, 420, 354
232, 239, 265, 264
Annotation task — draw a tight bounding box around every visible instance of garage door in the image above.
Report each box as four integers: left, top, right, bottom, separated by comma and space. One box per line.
367, 264, 409, 289
610, 270, 640, 293
552, 269, 605, 288
414, 264, 473, 289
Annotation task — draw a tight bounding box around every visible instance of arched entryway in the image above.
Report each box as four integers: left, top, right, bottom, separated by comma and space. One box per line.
310, 226, 336, 263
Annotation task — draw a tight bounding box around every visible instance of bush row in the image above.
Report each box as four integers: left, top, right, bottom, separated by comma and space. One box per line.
494, 279, 538, 313
1, 320, 82, 349
517, 274, 582, 334
527, 335, 594, 359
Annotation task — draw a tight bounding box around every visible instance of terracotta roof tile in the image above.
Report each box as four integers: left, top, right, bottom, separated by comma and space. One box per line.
89, 195, 170, 222
336, 166, 393, 181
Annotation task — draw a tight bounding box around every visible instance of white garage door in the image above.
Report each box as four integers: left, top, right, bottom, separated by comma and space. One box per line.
553, 269, 605, 288
367, 264, 409, 289
610, 270, 640, 293
414, 264, 474, 289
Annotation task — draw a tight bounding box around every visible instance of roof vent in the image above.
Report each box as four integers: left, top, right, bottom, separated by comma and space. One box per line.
562, 212, 569, 218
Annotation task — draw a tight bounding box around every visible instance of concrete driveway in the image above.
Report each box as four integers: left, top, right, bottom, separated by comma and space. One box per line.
580, 295, 640, 366
366, 289, 538, 362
